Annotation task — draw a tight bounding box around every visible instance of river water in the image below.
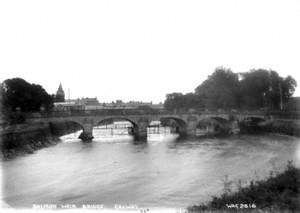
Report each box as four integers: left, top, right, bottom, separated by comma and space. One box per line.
1, 129, 300, 210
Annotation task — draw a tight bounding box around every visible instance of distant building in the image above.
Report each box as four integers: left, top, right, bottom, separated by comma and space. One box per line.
77, 97, 100, 106
53, 95, 164, 111
97, 101, 164, 110
150, 103, 164, 109
55, 83, 65, 102
53, 101, 84, 111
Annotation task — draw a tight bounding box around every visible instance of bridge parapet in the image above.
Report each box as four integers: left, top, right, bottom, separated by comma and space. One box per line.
23, 109, 268, 119
25, 109, 169, 119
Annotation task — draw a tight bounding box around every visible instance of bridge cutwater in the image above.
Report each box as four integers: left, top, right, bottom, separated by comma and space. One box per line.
23, 109, 269, 142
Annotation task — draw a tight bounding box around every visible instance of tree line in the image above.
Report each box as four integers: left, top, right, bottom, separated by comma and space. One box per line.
1, 68, 297, 116
164, 67, 297, 111
0, 78, 65, 115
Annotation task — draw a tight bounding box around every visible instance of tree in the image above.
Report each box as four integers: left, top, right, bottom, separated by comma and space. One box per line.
1, 78, 54, 113
240, 69, 297, 110
164, 92, 204, 111
164, 67, 296, 111
164, 93, 184, 111
281, 75, 297, 105
195, 67, 239, 109
182, 93, 204, 110
240, 69, 271, 109
266, 71, 282, 109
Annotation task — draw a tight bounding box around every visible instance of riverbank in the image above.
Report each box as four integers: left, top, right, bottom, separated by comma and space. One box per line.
188, 162, 300, 213
239, 119, 300, 137
1, 122, 81, 160
262, 119, 300, 137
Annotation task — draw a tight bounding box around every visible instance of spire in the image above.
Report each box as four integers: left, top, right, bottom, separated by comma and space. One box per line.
58, 83, 63, 91
55, 83, 65, 102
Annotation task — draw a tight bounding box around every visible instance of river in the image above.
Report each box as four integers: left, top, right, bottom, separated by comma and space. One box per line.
1, 128, 300, 210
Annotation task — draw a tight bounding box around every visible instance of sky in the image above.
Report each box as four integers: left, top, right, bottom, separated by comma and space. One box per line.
1, 0, 300, 103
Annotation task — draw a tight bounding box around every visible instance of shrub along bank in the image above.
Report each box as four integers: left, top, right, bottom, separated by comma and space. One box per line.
188, 162, 300, 212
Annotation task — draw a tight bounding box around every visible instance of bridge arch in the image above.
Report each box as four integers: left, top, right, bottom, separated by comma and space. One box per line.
196, 117, 231, 136
243, 116, 266, 123
159, 116, 187, 137
239, 116, 267, 133
241, 116, 266, 128
95, 117, 138, 128
95, 117, 149, 141
95, 117, 138, 137
209, 117, 230, 124
48, 120, 84, 136
197, 116, 230, 126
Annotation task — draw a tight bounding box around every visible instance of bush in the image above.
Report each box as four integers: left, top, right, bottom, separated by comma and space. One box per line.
188, 161, 300, 212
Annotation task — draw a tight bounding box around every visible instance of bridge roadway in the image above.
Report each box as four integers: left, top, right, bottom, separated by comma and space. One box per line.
23, 109, 268, 141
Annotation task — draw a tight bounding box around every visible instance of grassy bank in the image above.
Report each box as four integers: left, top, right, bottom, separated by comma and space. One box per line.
188, 162, 300, 213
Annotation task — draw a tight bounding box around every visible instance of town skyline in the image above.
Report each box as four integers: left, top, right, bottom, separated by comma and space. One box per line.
3, 66, 299, 105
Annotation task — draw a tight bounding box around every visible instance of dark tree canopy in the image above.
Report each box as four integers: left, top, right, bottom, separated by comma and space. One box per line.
164, 67, 297, 111
1, 78, 54, 112
240, 69, 271, 109
240, 69, 297, 110
195, 67, 240, 109
164, 92, 204, 111
281, 76, 297, 103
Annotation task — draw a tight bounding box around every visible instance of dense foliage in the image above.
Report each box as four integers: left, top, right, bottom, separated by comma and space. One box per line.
188, 161, 300, 212
240, 69, 296, 110
165, 67, 297, 111
164, 92, 204, 112
195, 67, 240, 109
1, 78, 54, 113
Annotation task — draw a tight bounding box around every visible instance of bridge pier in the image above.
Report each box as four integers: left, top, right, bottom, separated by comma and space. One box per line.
79, 123, 94, 142
133, 118, 149, 141
133, 126, 148, 141
175, 125, 187, 138
186, 118, 198, 138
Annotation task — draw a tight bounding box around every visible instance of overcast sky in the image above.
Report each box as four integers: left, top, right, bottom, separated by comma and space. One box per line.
1, 0, 300, 103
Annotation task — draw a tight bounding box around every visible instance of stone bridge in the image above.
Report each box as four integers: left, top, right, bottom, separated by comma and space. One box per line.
24, 109, 269, 141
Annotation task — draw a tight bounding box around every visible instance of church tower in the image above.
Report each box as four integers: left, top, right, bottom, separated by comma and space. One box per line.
55, 83, 65, 102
